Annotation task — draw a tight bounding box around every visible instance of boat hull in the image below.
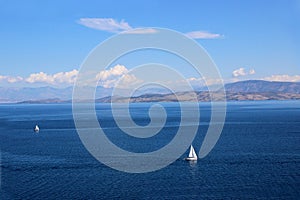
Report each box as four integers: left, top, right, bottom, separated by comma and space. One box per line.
185, 157, 197, 161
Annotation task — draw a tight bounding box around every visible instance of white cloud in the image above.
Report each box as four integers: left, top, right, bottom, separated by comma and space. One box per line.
232, 68, 246, 77
185, 31, 222, 39
186, 77, 224, 87
123, 28, 158, 34
96, 64, 143, 88
232, 68, 255, 77
249, 69, 256, 75
1, 65, 143, 88
25, 70, 78, 84
187, 77, 198, 82
78, 18, 224, 39
159, 76, 225, 92
0, 75, 6, 81
99, 79, 118, 88
52, 69, 78, 84
26, 72, 54, 83
262, 75, 300, 82
96, 64, 128, 80
115, 74, 143, 89
0, 75, 23, 83
78, 18, 159, 35
78, 18, 132, 33
7, 76, 23, 83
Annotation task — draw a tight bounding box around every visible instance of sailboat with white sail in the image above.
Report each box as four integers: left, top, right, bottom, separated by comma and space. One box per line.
34, 125, 40, 132
185, 145, 197, 161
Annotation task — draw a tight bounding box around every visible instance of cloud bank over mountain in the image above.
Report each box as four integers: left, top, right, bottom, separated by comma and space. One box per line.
1, 64, 299, 90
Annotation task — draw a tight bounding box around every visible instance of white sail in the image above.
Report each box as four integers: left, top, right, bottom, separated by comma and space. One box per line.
186, 145, 197, 161
189, 145, 197, 158
34, 125, 39, 132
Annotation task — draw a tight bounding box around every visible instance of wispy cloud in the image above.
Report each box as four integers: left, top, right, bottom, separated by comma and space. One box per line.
78, 18, 223, 39
232, 68, 256, 77
77, 18, 158, 35
262, 74, 300, 82
78, 18, 132, 33
185, 31, 223, 39
122, 28, 158, 34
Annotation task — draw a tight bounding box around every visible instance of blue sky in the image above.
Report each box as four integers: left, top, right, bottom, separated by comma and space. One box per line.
0, 0, 299, 87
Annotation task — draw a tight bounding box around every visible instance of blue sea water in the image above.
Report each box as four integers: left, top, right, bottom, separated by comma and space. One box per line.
0, 101, 300, 199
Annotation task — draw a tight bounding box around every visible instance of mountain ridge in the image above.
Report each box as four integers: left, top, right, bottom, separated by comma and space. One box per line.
1, 80, 300, 103
225, 80, 300, 93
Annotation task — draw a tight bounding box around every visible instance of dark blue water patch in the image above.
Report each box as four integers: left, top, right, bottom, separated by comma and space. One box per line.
0, 101, 300, 199
94, 102, 207, 153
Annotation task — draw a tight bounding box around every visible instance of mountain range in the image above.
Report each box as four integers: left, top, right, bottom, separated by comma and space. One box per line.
225, 80, 300, 93
1, 80, 299, 103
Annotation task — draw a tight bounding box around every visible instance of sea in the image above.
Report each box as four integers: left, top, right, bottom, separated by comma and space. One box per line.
0, 101, 299, 199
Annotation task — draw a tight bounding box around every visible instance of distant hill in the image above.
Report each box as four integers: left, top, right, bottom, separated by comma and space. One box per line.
225, 80, 300, 93
1, 80, 300, 103
95, 91, 300, 103
0, 86, 113, 103
0, 86, 72, 103
18, 98, 68, 104
96, 80, 300, 102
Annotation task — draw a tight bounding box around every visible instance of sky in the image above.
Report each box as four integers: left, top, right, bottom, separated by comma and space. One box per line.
0, 0, 299, 88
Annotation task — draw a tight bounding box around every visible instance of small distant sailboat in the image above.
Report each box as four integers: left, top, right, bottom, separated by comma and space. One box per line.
34, 125, 40, 132
185, 145, 197, 161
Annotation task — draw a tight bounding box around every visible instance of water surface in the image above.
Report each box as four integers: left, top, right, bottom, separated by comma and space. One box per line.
0, 101, 299, 199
